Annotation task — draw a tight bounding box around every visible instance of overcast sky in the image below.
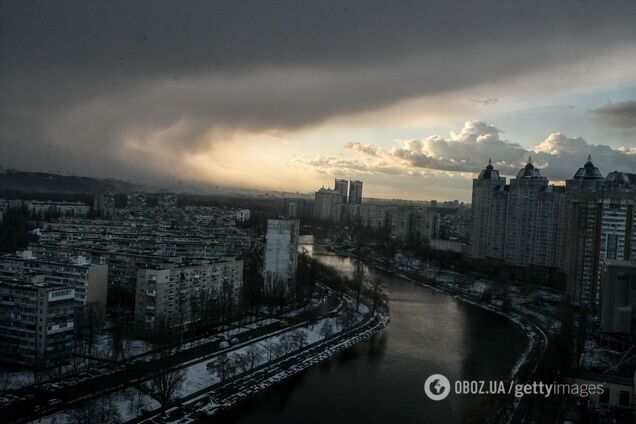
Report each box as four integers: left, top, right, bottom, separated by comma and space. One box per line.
2, 1, 636, 200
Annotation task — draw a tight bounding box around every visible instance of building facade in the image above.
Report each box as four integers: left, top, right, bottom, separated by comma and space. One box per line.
0, 279, 75, 367
263, 219, 299, 296
135, 259, 243, 329
313, 188, 343, 221
334, 179, 349, 204
470, 156, 636, 312
349, 180, 363, 204
0, 253, 108, 304
599, 260, 636, 335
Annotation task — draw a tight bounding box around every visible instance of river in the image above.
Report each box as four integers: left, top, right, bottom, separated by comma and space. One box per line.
212, 236, 527, 424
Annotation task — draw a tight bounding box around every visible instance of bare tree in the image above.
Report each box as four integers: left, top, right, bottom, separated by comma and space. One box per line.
290, 329, 308, 351
262, 338, 280, 367
75, 301, 106, 357
109, 307, 129, 361
244, 344, 263, 371
351, 259, 365, 311
337, 303, 356, 330
319, 321, 334, 339
127, 388, 149, 418
279, 333, 294, 356
367, 278, 389, 315
209, 352, 233, 382
233, 353, 250, 374
71, 394, 121, 424
150, 367, 185, 411
0, 366, 10, 391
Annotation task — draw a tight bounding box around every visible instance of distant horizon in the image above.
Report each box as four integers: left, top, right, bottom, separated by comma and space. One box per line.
3, 157, 635, 205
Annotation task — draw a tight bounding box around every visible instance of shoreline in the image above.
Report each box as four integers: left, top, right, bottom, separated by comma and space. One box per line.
130, 293, 390, 423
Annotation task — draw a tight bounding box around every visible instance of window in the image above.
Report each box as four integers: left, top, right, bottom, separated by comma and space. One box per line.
618, 390, 631, 407
606, 234, 618, 259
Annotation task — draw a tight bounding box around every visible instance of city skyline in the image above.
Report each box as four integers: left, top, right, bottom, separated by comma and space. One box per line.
2, 2, 636, 201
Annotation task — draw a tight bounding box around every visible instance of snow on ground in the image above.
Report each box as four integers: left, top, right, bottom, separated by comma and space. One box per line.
168, 315, 347, 399
175, 360, 219, 398
28, 387, 158, 424
3, 371, 35, 390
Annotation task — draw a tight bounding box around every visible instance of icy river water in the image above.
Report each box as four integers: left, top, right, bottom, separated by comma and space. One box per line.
212, 236, 527, 424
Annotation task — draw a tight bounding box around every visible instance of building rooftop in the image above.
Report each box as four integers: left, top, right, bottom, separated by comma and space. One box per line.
477, 159, 502, 180
516, 157, 544, 179
573, 155, 603, 180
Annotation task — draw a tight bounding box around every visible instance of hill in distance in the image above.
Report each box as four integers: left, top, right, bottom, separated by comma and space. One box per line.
0, 169, 139, 194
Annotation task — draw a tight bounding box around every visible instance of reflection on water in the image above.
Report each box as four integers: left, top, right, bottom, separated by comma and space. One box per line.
212, 235, 527, 424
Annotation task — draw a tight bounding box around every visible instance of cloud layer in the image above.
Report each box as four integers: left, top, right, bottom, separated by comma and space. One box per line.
1, 1, 636, 195
595, 101, 636, 129
301, 121, 636, 182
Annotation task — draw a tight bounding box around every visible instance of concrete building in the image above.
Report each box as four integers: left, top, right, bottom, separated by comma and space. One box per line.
0, 253, 108, 304
411, 208, 440, 242
26, 201, 90, 218
0, 278, 75, 367
334, 179, 349, 204
157, 192, 177, 208
135, 259, 243, 329
568, 172, 636, 309
349, 180, 363, 204
94, 191, 115, 215
504, 158, 549, 267
388, 208, 411, 242
286, 198, 313, 219
599, 260, 636, 335
359, 205, 391, 230
232, 209, 251, 222
469, 156, 635, 312
263, 219, 299, 295
126, 192, 147, 209
313, 188, 343, 221
470, 159, 508, 260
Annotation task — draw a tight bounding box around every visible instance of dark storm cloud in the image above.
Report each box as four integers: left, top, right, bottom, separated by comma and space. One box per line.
2, 0, 636, 180
594, 101, 636, 129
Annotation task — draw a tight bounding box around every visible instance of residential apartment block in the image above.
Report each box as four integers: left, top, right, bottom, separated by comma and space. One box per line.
263, 219, 299, 295
0, 278, 75, 367
135, 258, 243, 329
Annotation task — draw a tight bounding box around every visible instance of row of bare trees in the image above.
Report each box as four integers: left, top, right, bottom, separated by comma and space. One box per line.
209, 328, 310, 383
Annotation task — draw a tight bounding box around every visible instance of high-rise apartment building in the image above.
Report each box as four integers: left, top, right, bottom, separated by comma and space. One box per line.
0, 278, 75, 367
135, 258, 243, 329
503, 159, 549, 267
349, 180, 363, 204
470, 156, 635, 312
313, 188, 343, 221
94, 191, 115, 215
567, 171, 636, 309
334, 179, 349, 204
0, 253, 108, 304
286, 198, 313, 219
470, 159, 507, 260
263, 219, 299, 295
